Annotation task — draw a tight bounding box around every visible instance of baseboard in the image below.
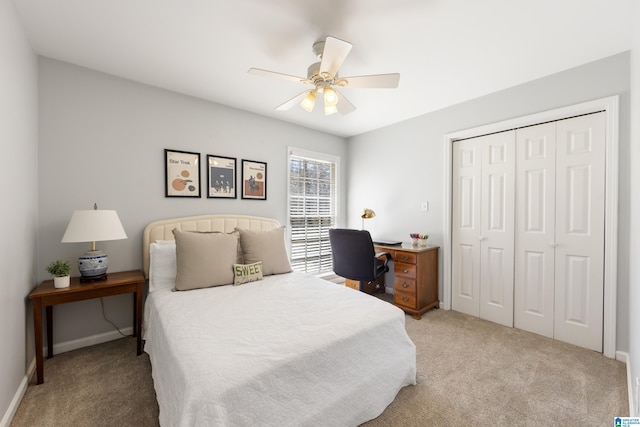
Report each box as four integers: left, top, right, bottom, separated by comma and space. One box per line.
0, 328, 133, 427
616, 351, 635, 416
45, 327, 133, 356
0, 359, 35, 427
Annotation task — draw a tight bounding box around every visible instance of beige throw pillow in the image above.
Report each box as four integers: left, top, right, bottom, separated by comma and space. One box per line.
233, 261, 263, 285
172, 229, 239, 291
236, 227, 292, 276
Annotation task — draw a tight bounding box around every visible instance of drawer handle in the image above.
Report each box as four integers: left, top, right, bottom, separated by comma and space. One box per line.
402, 282, 409, 288
402, 297, 409, 302
403, 269, 409, 274
400, 255, 409, 260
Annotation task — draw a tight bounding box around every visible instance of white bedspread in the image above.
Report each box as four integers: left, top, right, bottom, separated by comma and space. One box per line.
143, 272, 416, 427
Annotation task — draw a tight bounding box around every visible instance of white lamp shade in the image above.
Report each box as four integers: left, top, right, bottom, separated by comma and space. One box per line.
61, 210, 127, 243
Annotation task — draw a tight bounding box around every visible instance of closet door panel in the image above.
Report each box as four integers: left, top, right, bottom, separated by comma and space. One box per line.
452, 140, 482, 316
514, 122, 556, 337
479, 131, 515, 327
554, 112, 605, 352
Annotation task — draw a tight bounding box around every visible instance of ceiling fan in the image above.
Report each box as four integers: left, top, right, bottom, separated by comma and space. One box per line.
248, 36, 400, 116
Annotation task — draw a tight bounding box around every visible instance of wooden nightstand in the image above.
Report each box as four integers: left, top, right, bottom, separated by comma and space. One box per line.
28, 270, 145, 384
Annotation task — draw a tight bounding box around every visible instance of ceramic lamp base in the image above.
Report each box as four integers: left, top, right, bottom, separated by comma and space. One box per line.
78, 250, 109, 281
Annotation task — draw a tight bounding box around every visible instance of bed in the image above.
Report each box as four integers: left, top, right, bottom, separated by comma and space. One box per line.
142, 214, 416, 426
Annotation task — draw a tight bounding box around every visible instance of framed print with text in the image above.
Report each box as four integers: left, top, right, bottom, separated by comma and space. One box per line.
241, 159, 267, 200
165, 149, 201, 197
207, 155, 236, 198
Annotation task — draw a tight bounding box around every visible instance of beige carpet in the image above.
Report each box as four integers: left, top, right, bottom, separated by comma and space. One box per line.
11, 309, 627, 426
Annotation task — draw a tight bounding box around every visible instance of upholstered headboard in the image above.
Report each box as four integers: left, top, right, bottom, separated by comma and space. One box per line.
142, 214, 281, 278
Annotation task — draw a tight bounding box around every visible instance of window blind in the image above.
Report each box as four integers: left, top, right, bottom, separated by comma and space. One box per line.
288, 151, 337, 274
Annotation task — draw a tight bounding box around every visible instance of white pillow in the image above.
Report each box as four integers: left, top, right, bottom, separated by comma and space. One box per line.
155, 239, 175, 245
149, 241, 177, 292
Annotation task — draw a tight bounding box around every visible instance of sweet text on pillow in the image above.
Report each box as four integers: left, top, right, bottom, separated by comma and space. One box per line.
233, 261, 263, 285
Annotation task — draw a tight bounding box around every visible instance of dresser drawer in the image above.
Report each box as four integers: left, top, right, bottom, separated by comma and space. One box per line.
394, 291, 417, 309
345, 279, 359, 290
395, 262, 416, 278
394, 277, 416, 294
394, 251, 416, 264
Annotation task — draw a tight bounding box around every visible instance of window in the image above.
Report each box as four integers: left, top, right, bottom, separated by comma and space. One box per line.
288, 148, 339, 274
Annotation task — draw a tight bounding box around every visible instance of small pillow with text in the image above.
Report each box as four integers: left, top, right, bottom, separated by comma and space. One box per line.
233, 261, 263, 285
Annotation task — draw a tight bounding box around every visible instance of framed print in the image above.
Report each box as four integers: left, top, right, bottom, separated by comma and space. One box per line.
241, 159, 267, 200
207, 155, 236, 198
165, 149, 201, 197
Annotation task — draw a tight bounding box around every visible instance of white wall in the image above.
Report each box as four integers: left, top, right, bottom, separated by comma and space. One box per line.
37, 58, 347, 345
627, 3, 640, 416
346, 52, 631, 352
0, 0, 38, 424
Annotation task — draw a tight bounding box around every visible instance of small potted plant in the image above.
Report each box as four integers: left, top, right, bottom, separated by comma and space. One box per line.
46, 260, 71, 288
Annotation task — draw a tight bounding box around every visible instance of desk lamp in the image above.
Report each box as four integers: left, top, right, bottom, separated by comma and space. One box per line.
61, 203, 127, 281
361, 208, 376, 230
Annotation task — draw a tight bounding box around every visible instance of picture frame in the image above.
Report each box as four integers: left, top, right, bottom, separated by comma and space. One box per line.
241, 159, 267, 200
165, 149, 201, 197
207, 155, 237, 199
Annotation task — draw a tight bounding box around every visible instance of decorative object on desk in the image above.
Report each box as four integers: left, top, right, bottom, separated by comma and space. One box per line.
361, 208, 376, 230
61, 203, 128, 281
165, 149, 201, 197
46, 259, 71, 288
241, 159, 267, 200
410, 233, 429, 247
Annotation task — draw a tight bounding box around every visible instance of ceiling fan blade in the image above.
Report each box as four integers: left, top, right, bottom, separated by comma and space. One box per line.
335, 90, 356, 115
319, 36, 352, 77
338, 73, 400, 89
248, 68, 311, 85
275, 91, 310, 111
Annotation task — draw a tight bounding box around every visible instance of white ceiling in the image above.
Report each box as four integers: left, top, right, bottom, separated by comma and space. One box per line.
12, 0, 634, 138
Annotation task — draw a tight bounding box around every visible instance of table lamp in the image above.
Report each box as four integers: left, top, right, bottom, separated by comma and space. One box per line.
361, 208, 376, 230
61, 203, 128, 281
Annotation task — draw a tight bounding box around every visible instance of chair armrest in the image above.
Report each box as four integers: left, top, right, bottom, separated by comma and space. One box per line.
375, 252, 392, 263
374, 251, 392, 276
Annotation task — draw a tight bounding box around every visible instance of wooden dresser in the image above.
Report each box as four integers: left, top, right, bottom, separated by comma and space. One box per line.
374, 243, 440, 320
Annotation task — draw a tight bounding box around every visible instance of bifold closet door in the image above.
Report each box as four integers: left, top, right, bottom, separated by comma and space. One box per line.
452, 138, 482, 317
514, 122, 556, 338
452, 131, 515, 326
514, 112, 605, 352
554, 112, 605, 352
479, 132, 515, 326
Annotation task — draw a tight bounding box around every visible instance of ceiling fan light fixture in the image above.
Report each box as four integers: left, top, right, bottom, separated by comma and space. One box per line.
249, 36, 399, 117
300, 90, 317, 112
323, 87, 338, 107
324, 104, 338, 115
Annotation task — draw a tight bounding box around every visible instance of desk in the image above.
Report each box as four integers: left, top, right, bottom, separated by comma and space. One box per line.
374, 243, 439, 320
28, 270, 145, 384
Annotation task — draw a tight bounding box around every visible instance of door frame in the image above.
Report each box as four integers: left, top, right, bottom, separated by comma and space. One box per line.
442, 95, 619, 357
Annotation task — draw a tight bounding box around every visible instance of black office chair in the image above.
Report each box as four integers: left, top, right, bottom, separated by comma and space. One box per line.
329, 228, 392, 294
